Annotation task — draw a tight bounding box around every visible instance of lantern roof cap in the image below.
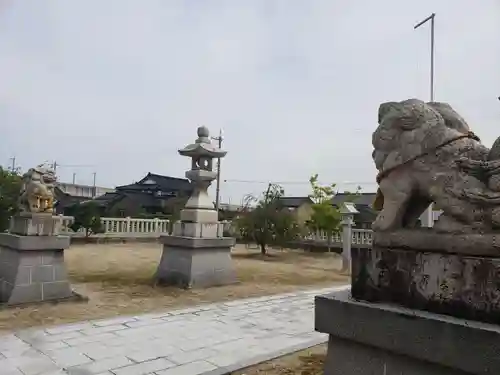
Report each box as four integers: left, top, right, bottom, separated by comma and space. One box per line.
178, 126, 226, 158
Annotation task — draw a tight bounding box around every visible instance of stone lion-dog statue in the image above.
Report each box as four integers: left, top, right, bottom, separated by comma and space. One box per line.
372, 98, 500, 233
18, 164, 57, 214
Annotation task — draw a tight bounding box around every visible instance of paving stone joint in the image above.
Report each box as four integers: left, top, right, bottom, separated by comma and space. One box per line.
0, 285, 348, 375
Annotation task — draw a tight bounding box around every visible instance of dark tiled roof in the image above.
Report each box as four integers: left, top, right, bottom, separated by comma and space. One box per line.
91, 191, 158, 208
54, 187, 88, 204
278, 197, 313, 208
94, 192, 121, 201
356, 204, 379, 223
331, 192, 377, 206
100, 190, 186, 209
140, 173, 192, 190
88, 192, 124, 207
54, 187, 91, 213
117, 173, 192, 192
122, 192, 158, 207
115, 183, 143, 191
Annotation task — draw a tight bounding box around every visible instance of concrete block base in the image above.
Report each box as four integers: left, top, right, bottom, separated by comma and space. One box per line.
315, 289, 500, 374
156, 236, 236, 289
0, 233, 74, 305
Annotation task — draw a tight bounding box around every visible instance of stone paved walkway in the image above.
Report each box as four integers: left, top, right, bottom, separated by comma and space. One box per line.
0, 285, 348, 375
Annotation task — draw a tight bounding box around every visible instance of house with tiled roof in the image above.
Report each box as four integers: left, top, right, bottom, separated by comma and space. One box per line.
278, 193, 378, 229
331, 192, 378, 229
89, 172, 194, 218
54, 187, 89, 214
278, 196, 315, 226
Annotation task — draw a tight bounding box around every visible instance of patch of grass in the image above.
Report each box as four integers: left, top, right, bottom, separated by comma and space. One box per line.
234, 344, 327, 374
0, 244, 348, 332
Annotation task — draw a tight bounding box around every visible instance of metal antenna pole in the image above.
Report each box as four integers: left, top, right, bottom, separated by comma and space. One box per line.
9, 156, 16, 172
92, 172, 97, 198
430, 14, 435, 102
414, 12, 436, 227
212, 129, 223, 215
414, 13, 436, 102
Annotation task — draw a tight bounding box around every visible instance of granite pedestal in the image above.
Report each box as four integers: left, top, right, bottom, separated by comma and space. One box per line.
316, 229, 500, 374
0, 233, 73, 305
156, 235, 236, 289
351, 231, 500, 324
315, 289, 500, 374
10, 212, 62, 236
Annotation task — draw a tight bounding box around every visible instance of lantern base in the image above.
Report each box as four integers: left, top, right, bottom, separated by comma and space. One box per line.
172, 221, 224, 238
155, 236, 236, 288
180, 208, 218, 223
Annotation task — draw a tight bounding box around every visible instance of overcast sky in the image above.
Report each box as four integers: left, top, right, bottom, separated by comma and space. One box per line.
1, 1, 499, 203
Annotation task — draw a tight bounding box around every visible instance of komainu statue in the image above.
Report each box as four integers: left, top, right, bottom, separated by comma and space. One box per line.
372, 98, 500, 233
18, 164, 57, 214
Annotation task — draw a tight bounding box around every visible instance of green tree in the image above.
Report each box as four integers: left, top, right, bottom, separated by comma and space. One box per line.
235, 184, 299, 255
0, 167, 22, 231
66, 202, 104, 237
307, 174, 342, 252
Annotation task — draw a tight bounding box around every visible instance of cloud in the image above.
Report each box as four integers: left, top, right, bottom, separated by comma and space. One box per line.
0, 0, 499, 199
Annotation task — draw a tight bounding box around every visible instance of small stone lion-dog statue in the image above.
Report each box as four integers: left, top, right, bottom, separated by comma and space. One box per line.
18, 164, 57, 214
372, 98, 500, 233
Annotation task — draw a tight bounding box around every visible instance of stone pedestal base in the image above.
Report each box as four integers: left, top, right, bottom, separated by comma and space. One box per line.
172, 221, 224, 238
156, 236, 236, 288
0, 233, 73, 305
351, 245, 500, 324
10, 213, 62, 236
315, 290, 500, 374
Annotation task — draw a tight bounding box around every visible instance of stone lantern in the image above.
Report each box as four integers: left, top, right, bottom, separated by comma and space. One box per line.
155, 126, 236, 288
339, 202, 358, 274
172, 125, 227, 236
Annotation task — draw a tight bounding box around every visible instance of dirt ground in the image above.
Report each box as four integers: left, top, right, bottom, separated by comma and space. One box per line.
234, 344, 327, 375
0, 243, 348, 331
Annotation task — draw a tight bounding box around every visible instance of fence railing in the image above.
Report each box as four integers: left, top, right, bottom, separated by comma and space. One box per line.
59, 216, 171, 237
302, 229, 373, 246
57, 216, 373, 245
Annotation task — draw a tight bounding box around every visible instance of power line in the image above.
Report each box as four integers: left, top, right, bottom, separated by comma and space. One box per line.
58, 164, 95, 168
51, 160, 95, 172
223, 179, 377, 186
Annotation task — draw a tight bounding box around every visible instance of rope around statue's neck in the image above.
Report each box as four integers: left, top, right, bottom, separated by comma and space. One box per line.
375, 131, 480, 184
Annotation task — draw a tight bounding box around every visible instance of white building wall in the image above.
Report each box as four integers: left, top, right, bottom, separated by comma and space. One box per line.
57, 182, 115, 198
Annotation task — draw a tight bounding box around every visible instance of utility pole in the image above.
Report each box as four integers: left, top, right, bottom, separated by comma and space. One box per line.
92, 172, 97, 198
52, 160, 58, 172
72, 172, 76, 184
9, 156, 16, 172
211, 129, 223, 214
414, 13, 436, 102
414, 12, 436, 228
